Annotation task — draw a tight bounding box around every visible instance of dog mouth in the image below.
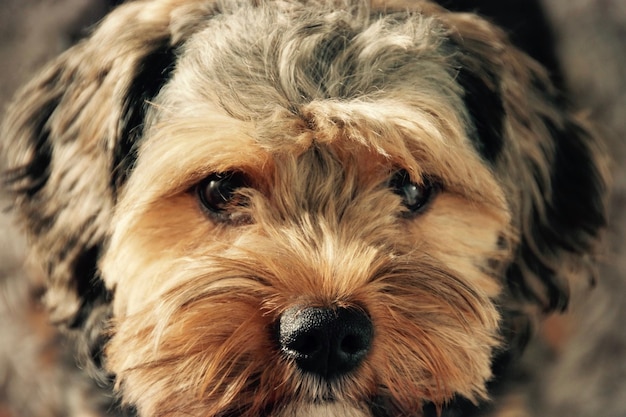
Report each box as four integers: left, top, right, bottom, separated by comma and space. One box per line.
211, 372, 405, 417
220, 397, 399, 417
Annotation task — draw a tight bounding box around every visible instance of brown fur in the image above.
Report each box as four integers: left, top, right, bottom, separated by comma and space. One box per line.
0, 1, 608, 416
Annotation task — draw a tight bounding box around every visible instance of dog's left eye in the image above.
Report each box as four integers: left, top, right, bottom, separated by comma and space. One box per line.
196, 172, 249, 219
389, 170, 438, 215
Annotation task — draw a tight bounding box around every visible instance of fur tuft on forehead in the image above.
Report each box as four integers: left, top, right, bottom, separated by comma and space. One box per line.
160, 3, 467, 135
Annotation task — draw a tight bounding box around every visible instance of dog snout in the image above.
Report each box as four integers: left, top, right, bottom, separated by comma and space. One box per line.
278, 305, 373, 379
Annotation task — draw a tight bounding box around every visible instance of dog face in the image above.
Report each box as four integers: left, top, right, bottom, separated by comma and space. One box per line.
1, 1, 608, 416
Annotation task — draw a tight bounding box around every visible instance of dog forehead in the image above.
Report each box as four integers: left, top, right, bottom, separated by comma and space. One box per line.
151, 10, 468, 153
164, 1, 464, 124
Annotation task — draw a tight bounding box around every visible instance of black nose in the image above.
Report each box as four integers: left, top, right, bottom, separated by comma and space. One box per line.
278, 306, 373, 379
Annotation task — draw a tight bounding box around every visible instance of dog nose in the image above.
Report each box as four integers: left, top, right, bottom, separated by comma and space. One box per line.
278, 306, 373, 379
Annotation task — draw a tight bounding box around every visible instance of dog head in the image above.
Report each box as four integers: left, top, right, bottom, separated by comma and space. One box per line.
1, 1, 608, 416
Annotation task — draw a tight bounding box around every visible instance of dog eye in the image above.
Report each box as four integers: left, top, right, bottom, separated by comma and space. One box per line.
196, 172, 249, 217
389, 170, 437, 215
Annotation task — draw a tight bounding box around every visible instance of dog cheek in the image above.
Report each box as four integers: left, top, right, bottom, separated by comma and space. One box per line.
101, 216, 288, 416
101, 194, 207, 316
409, 192, 512, 298
362, 259, 502, 407
105, 294, 282, 417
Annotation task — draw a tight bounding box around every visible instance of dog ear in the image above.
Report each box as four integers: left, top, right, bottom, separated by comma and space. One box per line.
0, 0, 216, 374
441, 12, 609, 315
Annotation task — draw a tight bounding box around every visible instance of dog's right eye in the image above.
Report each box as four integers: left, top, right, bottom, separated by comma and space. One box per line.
196, 172, 249, 219
389, 170, 438, 216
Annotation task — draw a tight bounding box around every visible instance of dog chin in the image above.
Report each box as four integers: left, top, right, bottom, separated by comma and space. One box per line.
275, 402, 371, 417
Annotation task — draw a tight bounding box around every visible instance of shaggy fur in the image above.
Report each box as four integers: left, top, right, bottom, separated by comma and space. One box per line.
0, 1, 608, 416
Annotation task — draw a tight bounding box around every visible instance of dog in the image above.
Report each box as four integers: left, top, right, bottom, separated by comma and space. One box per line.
0, 0, 609, 416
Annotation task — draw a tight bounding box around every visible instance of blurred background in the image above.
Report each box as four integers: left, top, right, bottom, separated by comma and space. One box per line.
0, 1, 624, 416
